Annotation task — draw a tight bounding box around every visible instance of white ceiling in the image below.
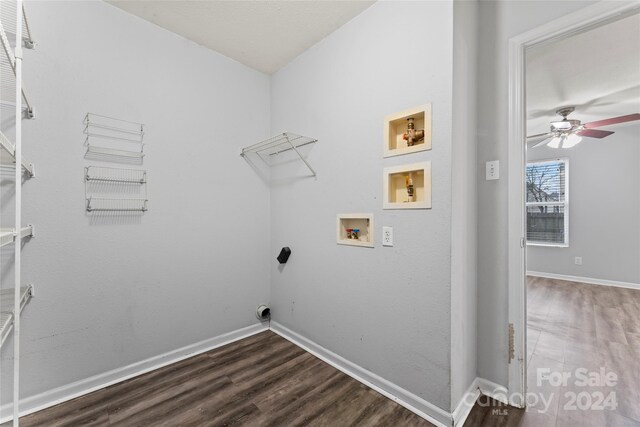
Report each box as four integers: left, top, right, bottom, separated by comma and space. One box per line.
526, 13, 640, 136
107, 0, 375, 74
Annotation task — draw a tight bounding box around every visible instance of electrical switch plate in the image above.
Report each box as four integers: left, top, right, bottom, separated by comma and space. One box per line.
486, 160, 499, 180
575, 257, 582, 265
382, 226, 393, 246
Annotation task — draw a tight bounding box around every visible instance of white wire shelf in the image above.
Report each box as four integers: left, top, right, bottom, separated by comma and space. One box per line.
86, 197, 148, 212
85, 143, 145, 164
0, 2, 34, 115
83, 113, 145, 164
0, 2, 33, 49
84, 113, 144, 143
0, 129, 34, 176
85, 166, 146, 184
240, 132, 317, 176
0, 284, 33, 348
241, 132, 317, 156
84, 166, 148, 212
0, 225, 33, 247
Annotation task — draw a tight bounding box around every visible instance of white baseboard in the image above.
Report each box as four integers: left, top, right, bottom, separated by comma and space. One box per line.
527, 271, 640, 291
451, 377, 510, 426
269, 321, 452, 427
0, 323, 268, 424
452, 380, 480, 426
474, 377, 509, 405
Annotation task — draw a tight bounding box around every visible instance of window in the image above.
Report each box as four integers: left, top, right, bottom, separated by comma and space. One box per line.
526, 159, 568, 246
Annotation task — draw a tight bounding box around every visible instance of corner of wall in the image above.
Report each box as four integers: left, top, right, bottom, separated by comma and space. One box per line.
450, 0, 479, 410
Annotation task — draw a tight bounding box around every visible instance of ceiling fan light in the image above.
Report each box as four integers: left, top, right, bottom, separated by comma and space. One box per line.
551, 120, 572, 130
563, 133, 582, 148
547, 136, 562, 148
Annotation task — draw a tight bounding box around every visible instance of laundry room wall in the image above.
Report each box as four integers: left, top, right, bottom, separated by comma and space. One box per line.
269, 0, 455, 412
1, 0, 271, 407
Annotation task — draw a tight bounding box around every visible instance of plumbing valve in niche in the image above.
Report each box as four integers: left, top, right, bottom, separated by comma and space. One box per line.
345, 228, 360, 240
402, 117, 425, 146
405, 174, 415, 203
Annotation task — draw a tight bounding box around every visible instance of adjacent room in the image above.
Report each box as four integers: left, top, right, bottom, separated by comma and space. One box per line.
0, 1, 638, 426
524, 12, 640, 427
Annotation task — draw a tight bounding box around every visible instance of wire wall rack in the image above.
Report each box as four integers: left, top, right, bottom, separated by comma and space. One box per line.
240, 132, 317, 176
85, 197, 148, 212
85, 165, 146, 184
84, 166, 148, 213
84, 113, 145, 164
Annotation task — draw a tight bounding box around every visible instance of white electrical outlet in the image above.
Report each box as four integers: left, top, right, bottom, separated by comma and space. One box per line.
575, 257, 582, 266
486, 160, 499, 180
382, 226, 393, 247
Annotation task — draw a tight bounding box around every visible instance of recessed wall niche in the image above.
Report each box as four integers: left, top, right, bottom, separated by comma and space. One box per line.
383, 162, 431, 210
336, 214, 374, 247
384, 104, 432, 158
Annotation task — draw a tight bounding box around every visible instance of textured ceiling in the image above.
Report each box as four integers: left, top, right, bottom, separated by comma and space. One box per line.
526, 13, 640, 136
107, 0, 375, 74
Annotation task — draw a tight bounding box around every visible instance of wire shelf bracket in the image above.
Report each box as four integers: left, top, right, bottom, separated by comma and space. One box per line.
0, 129, 34, 176
240, 132, 317, 177
0, 225, 34, 248
0, 284, 34, 348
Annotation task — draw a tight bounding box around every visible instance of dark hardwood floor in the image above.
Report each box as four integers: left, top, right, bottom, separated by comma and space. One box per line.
463, 396, 524, 427
18, 277, 639, 426
20, 330, 434, 427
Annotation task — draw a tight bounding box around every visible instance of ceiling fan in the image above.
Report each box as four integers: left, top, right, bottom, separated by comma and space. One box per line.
528, 107, 640, 149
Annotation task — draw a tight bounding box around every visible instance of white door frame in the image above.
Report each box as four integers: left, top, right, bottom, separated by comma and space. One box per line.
507, 0, 640, 406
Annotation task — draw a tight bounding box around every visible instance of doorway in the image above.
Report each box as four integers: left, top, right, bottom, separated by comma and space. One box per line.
506, 1, 640, 423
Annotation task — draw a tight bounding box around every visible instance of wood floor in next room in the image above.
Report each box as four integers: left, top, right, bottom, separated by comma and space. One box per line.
524, 276, 640, 426
464, 277, 640, 427
20, 330, 433, 427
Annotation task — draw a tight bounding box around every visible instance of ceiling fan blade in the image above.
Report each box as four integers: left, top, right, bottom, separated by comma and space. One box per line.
532, 137, 553, 148
577, 129, 614, 139
583, 113, 640, 129
526, 132, 550, 140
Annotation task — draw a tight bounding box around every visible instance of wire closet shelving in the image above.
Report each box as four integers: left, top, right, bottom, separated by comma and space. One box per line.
0, 0, 34, 117
84, 113, 145, 164
240, 132, 318, 177
0, 1, 37, 425
84, 166, 148, 212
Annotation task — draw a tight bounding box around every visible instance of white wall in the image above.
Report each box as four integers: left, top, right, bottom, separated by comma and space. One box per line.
269, 1, 454, 411
475, 0, 598, 388
1, 0, 271, 405
451, 0, 478, 411
527, 124, 640, 284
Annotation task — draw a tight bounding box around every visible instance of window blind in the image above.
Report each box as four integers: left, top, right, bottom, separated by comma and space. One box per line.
526, 160, 568, 245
